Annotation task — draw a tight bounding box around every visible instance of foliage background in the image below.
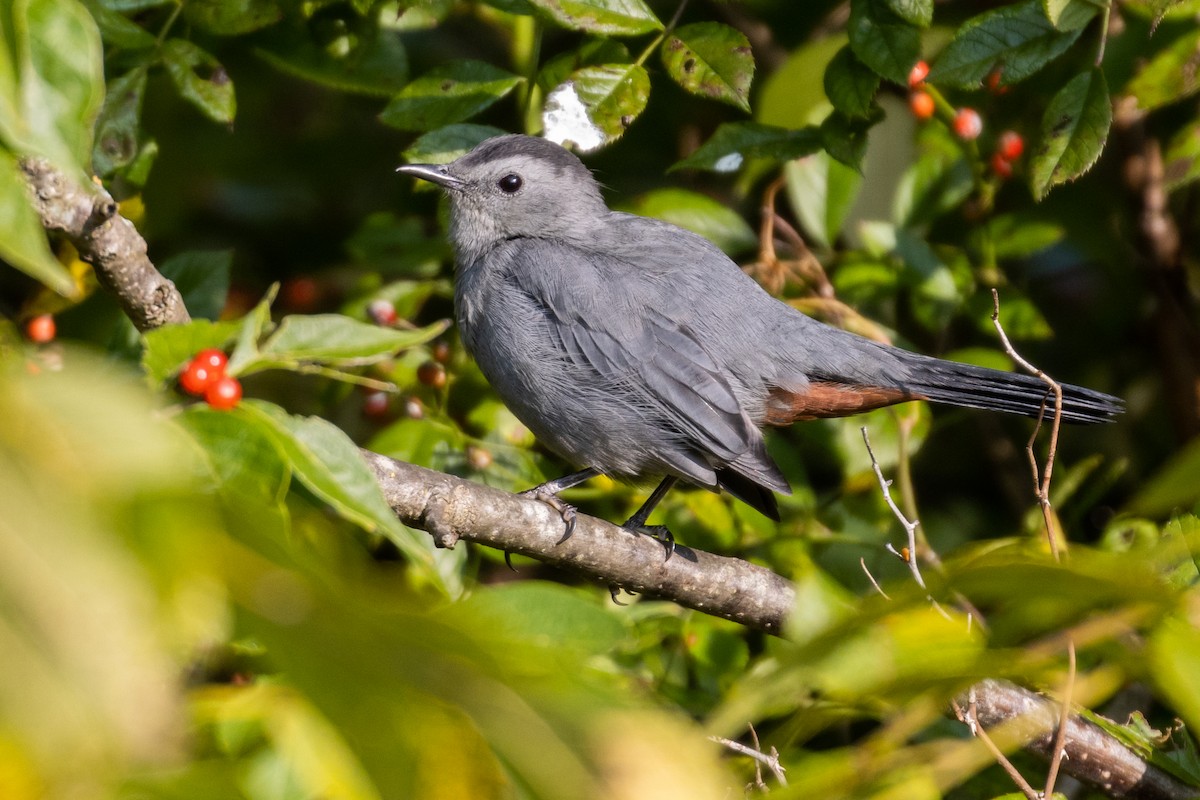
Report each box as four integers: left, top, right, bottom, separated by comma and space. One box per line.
2, 0, 1200, 798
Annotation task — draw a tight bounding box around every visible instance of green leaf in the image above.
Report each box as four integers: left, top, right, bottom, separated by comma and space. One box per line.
977, 213, 1065, 258
823, 45, 881, 119
236, 400, 436, 572
885, 0, 933, 27
0, 152, 75, 295
536, 38, 630, 93
255, 22, 409, 96
1030, 68, 1110, 199
930, 0, 1084, 88
92, 67, 146, 177
402, 123, 507, 165
249, 314, 449, 370
1150, 617, 1200, 732
670, 122, 822, 172
0, 0, 105, 173
621, 188, 757, 255
345, 213, 449, 278
162, 38, 236, 124
141, 318, 243, 386
525, 0, 662, 36
661, 22, 754, 112
895, 229, 962, 330
1124, 28, 1200, 111
542, 63, 649, 149
228, 286, 278, 374
450, 583, 625, 652
1043, 0, 1101, 30
183, 0, 281, 35
159, 250, 232, 321
1164, 121, 1200, 191
892, 134, 973, 227
820, 109, 880, 170
380, 60, 522, 132
784, 152, 863, 250
847, 0, 922, 84
1127, 436, 1200, 515
178, 405, 290, 507
79, 0, 156, 48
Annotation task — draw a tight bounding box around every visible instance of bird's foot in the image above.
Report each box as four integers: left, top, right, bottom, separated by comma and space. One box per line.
622, 521, 675, 562
519, 485, 579, 543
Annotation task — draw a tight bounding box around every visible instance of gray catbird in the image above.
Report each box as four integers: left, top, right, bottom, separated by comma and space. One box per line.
398, 134, 1122, 538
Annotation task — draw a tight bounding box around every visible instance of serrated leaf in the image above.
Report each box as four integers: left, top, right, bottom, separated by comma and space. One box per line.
661, 22, 754, 112
885, 0, 933, 27
380, 60, 521, 132
542, 63, 648, 149
255, 22, 408, 96
670, 122, 822, 172
848, 0, 922, 84
159, 249, 232, 321
1164, 121, 1200, 191
249, 314, 448, 369
0, 153, 75, 295
525, 0, 661, 36
823, 45, 880, 119
162, 38, 236, 124
236, 400, 435, 572
183, 0, 280, 35
141, 318, 243, 385
0, 0, 105, 173
92, 67, 146, 177
622, 188, 757, 255
1124, 28, 1200, 111
1031, 68, 1110, 199
930, 0, 1083, 88
403, 123, 507, 164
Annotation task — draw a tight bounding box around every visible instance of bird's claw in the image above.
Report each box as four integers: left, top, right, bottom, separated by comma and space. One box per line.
520, 486, 578, 543
623, 522, 676, 561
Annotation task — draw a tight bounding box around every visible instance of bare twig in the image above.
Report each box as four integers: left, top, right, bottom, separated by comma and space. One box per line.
860, 557, 891, 599
1044, 641, 1077, 797
861, 428, 925, 589
957, 688, 1041, 800
709, 730, 788, 789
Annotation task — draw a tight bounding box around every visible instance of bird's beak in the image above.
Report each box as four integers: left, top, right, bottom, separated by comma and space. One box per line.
396, 163, 465, 190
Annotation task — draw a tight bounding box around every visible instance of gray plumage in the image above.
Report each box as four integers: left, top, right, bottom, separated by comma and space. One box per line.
398, 134, 1122, 523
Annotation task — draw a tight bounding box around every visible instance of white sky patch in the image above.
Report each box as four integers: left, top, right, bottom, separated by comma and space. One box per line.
542, 81, 606, 153
713, 152, 744, 172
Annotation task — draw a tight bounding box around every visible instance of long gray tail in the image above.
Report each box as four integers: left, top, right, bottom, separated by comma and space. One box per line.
897, 353, 1123, 424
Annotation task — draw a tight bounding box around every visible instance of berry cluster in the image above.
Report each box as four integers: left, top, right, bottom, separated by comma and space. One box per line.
179, 348, 242, 410
906, 60, 1025, 181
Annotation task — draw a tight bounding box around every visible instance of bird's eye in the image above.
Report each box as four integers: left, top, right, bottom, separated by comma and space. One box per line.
497, 174, 523, 193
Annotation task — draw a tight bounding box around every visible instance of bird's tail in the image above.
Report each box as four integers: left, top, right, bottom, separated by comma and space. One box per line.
894, 351, 1123, 424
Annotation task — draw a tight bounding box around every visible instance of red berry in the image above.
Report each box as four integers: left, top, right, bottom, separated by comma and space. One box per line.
431, 339, 451, 364
179, 360, 217, 396
416, 360, 446, 389
990, 152, 1013, 180
25, 314, 55, 344
985, 68, 1009, 95
367, 299, 398, 326
997, 130, 1024, 161
281, 277, 320, 312
909, 91, 935, 120
205, 374, 243, 410
194, 348, 228, 374
362, 391, 390, 419
953, 108, 983, 140
908, 60, 930, 88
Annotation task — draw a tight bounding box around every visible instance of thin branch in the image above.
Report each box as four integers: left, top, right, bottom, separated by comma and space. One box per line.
709, 732, 788, 788
958, 689, 1041, 800
861, 428, 925, 590
1045, 641, 1077, 797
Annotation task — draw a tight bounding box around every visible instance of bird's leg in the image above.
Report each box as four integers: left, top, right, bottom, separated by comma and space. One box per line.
519, 467, 602, 543
621, 476, 679, 560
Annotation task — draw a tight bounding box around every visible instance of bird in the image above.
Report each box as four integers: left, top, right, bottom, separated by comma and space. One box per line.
397, 134, 1122, 544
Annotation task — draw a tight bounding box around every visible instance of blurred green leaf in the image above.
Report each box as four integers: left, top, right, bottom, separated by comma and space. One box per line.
886, 0, 933, 27
1127, 436, 1200, 516
661, 22, 754, 112
162, 38, 237, 124
621, 188, 757, 255
0, 152, 75, 295
159, 249, 232, 322
820, 108, 880, 170
1125, 28, 1200, 111
1043, 0, 1101, 30
671, 122, 822, 172
236, 400, 436, 573
1164, 121, 1200, 191
380, 60, 521, 131
0, 0, 105, 172
1150, 615, 1200, 732
895, 229, 962, 330
525, 0, 662, 36
543, 63, 650, 148
345, 213, 449, 278
79, 0, 156, 48
930, 0, 1083, 88
976, 213, 1065, 258
92, 67, 146, 177
256, 21, 409, 96
847, 0, 921, 84
968, 290, 1052, 340
1030, 68, 1110, 199
785, 151, 864, 250
184, 0, 280, 34
823, 45, 881, 119
892, 132, 973, 227
402, 123, 507, 165
452, 583, 626, 653
246, 315, 448, 371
